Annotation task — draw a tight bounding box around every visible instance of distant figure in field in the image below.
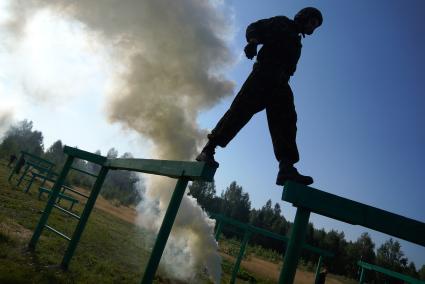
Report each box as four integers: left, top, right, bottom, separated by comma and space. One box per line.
196, 7, 323, 186
15, 156, 26, 174
8, 154, 17, 168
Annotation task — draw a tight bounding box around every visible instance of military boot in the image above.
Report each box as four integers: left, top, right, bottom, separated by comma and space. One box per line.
196, 141, 219, 167
276, 162, 313, 186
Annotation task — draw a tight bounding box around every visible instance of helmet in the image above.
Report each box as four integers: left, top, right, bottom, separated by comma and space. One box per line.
294, 7, 323, 27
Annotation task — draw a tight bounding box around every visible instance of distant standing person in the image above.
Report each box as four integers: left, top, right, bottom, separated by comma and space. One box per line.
8, 154, 17, 168
15, 156, 26, 174
196, 7, 323, 185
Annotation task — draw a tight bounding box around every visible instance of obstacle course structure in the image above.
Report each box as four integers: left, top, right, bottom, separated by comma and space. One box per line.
357, 260, 425, 284
25, 146, 425, 283
211, 213, 333, 284
8, 151, 55, 187
28, 146, 217, 284
279, 181, 425, 284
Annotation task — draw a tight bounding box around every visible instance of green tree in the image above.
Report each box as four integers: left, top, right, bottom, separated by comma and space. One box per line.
345, 233, 376, 279
376, 238, 408, 283
44, 140, 66, 168
418, 265, 425, 280
220, 181, 251, 223
188, 180, 217, 212
0, 120, 44, 157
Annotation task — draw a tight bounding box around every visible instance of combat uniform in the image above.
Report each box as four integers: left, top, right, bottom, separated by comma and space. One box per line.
208, 16, 302, 164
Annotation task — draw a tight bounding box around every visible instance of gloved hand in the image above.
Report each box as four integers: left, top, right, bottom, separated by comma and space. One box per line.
244, 42, 258, 60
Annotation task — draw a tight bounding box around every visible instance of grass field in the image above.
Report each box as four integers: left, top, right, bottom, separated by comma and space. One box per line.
0, 162, 356, 283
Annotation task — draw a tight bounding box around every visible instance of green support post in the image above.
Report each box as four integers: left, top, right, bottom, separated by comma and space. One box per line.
314, 255, 324, 284
359, 267, 366, 284
28, 155, 74, 250
214, 219, 223, 241
61, 166, 109, 269
16, 164, 30, 187
230, 230, 251, 284
279, 207, 311, 284
141, 177, 189, 284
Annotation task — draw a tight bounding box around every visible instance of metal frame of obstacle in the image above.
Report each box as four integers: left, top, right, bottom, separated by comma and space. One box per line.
279, 181, 425, 284
28, 146, 217, 284
357, 260, 425, 284
8, 151, 55, 186
210, 213, 333, 284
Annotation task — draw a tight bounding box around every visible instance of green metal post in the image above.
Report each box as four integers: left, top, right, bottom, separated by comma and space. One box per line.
16, 164, 30, 187
230, 231, 251, 284
314, 255, 324, 284
141, 177, 189, 284
359, 267, 366, 284
8, 152, 23, 181
61, 166, 109, 269
28, 155, 74, 250
214, 219, 223, 241
24, 174, 36, 193
279, 207, 311, 284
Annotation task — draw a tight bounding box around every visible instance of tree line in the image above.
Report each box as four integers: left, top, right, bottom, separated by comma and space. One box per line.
188, 180, 425, 282
0, 119, 142, 206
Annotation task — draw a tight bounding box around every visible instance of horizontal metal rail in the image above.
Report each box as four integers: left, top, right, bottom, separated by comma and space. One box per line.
282, 181, 425, 247
64, 146, 107, 165
358, 261, 425, 284
44, 224, 71, 241
21, 151, 55, 166
61, 185, 89, 199
53, 204, 81, 220
211, 213, 334, 257
106, 158, 217, 181
70, 166, 98, 178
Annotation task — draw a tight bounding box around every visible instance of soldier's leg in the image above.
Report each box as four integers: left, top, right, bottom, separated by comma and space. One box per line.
197, 66, 268, 165
266, 83, 313, 185
266, 83, 299, 163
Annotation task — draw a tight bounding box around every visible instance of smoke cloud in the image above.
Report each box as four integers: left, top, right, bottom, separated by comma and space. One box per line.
4, 0, 235, 282
0, 109, 14, 137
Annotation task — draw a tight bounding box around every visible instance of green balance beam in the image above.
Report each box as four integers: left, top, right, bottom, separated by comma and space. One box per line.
106, 158, 216, 181
358, 260, 425, 284
282, 181, 425, 246
30, 145, 218, 284
279, 181, 425, 284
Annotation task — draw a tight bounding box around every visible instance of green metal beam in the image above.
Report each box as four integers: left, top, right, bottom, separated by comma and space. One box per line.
314, 255, 324, 284
28, 155, 75, 250
20, 151, 55, 166
106, 158, 217, 181
61, 166, 109, 269
358, 261, 425, 284
210, 213, 333, 257
278, 207, 311, 284
63, 146, 107, 165
230, 231, 251, 284
141, 177, 190, 284
282, 181, 425, 247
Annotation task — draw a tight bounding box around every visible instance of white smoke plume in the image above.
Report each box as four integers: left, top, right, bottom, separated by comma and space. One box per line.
4, 0, 235, 282
0, 109, 14, 138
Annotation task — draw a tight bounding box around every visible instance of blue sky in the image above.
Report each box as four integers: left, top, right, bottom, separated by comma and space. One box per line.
1, 0, 424, 268
199, 0, 425, 267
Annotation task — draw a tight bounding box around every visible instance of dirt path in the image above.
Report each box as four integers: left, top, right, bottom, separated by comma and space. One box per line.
71, 186, 137, 224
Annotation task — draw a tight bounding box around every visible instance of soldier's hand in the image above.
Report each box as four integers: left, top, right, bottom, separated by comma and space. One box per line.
244, 42, 258, 60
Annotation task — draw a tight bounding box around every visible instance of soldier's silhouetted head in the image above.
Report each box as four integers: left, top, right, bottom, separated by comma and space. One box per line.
294, 7, 323, 37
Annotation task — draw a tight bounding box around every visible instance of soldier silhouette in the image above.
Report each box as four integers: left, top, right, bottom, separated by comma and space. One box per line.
196, 7, 323, 186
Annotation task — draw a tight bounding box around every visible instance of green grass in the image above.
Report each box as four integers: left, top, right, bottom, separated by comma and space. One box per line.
0, 164, 151, 283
